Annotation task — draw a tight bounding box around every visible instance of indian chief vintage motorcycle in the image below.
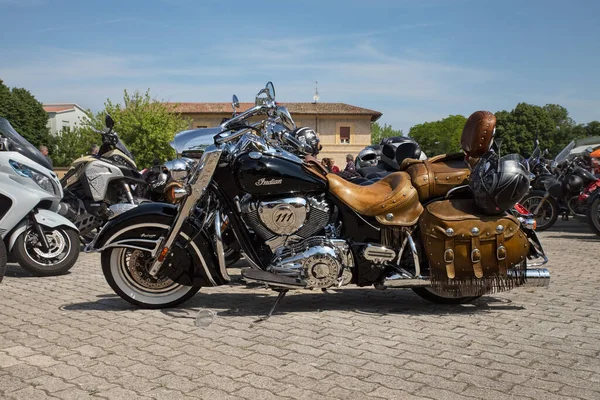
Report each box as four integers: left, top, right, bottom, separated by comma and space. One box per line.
87, 83, 549, 313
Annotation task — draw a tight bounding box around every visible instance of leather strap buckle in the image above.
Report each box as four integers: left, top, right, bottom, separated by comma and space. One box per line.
497, 245, 507, 261
471, 248, 481, 263
444, 249, 454, 263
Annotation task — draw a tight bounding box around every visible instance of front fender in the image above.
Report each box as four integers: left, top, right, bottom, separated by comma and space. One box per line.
91, 202, 178, 250
7, 210, 78, 251
88, 202, 225, 287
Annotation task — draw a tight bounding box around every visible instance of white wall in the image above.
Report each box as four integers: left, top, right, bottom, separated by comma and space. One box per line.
47, 107, 89, 135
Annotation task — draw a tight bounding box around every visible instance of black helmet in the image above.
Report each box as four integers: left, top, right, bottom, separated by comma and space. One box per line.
563, 174, 584, 193
470, 152, 530, 214
291, 126, 321, 156
395, 140, 422, 166
357, 145, 381, 167
380, 137, 421, 170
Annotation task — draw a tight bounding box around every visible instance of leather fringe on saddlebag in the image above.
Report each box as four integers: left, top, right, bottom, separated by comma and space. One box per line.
419, 199, 529, 297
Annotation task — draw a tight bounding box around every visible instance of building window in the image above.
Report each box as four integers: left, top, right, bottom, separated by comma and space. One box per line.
339, 126, 350, 144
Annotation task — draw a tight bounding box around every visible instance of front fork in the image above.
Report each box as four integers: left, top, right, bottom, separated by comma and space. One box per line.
148, 149, 222, 278
29, 210, 50, 252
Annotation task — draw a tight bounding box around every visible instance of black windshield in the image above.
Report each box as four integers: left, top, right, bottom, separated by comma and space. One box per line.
0, 118, 52, 170
115, 136, 134, 160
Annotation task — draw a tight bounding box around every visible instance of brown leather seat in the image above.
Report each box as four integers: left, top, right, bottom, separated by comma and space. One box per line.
327, 172, 423, 226
398, 111, 497, 202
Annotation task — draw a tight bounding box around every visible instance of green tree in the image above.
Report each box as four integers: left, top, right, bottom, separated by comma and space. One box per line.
52, 126, 98, 167
495, 103, 577, 157
371, 122, 403, 144
83, 89, 190, 168
0, 79, 51, 148
408, 115, 467, 156
571, 121, 600, 139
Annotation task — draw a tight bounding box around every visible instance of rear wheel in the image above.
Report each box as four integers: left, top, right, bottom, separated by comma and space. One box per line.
521, 190, 559, 231
12, 227, 79, 276
412, 287, 481, 304
587, 196, 600, 236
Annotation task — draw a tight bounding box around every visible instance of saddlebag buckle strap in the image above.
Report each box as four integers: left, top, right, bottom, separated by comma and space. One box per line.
496, 232, 507, 275
444, 237, 455, 279
471, 236, 483, 278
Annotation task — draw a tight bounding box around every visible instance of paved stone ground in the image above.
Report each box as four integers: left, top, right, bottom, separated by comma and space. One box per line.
0, 220, 599, 400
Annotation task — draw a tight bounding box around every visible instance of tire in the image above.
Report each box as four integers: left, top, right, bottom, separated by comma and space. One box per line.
412, 287, 482, 304
587, 196, 600, 236
521, 190, 559, 231
101, 249, 202, 309
99, 222, 204, 309
12, 227, 80, 276
0, 240, 7, 284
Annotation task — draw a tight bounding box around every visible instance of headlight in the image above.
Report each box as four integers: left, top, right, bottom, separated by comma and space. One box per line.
9, 160, 57, 195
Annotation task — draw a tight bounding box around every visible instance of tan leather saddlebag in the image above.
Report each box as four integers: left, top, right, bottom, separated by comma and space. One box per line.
420, 199, 529, 295
403, 154, 471, 202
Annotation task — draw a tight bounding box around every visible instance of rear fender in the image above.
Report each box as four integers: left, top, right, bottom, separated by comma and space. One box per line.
89, 202, 224, 286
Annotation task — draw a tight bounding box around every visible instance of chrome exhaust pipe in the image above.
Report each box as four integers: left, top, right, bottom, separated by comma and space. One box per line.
522, 268, 550, 287
381, 268, 550, 289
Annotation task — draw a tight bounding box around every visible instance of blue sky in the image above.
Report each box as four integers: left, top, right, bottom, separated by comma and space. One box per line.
1, 0, 598, 133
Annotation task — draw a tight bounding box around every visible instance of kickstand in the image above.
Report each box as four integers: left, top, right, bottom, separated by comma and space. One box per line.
254, 290, 288, 323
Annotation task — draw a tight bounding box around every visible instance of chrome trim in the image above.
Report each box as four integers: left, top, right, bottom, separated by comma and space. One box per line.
102, 238, 163, 256
148, 146, 222, 278
258, 198, 308, 235
406, 233, 421, 278
214, 211, 230, 282
363, 244, 396, 263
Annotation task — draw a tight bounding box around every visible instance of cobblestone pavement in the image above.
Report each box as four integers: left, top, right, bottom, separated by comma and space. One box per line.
0, 220, 599, 399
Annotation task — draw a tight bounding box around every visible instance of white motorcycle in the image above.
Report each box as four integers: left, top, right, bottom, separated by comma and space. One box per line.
0, 118, 80, 276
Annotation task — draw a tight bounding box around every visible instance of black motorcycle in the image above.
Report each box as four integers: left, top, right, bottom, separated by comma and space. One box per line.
86, 82, 549, 313
522, 142, 598, 231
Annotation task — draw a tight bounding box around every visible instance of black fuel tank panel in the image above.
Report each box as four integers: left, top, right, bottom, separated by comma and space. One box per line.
233, 153, 326, 195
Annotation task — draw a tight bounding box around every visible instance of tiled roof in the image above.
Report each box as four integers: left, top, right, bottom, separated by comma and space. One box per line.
43, 104, 77, 113
165, 102, 382, 121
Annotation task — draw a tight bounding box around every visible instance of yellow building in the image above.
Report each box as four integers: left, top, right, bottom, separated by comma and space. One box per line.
166, 102, 382, 167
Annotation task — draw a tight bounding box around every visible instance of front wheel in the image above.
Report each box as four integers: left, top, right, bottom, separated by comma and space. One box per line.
521, 190, 559, 231
412, 287, 482, 304
587, 196, 600, 236
101, 248, 202, 309
12, 227, 80, 276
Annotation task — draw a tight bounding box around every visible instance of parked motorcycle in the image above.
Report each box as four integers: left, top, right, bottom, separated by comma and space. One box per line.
0, 118, 80, 276
87, 83, 549, 312
140, 158, 194, 203
58, 115, 148, 242
522, 141, 599, 231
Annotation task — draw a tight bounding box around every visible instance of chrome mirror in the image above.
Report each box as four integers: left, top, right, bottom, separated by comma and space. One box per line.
232, 95, 240, 116
276, 106, 296, 130
266, 82, 275, 101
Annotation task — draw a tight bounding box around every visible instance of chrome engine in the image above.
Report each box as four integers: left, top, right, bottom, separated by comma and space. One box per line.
269, 237, 353, 289
240, 195, 331, 251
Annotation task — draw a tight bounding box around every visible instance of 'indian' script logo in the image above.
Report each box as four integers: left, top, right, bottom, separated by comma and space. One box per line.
255, 178, 282, 186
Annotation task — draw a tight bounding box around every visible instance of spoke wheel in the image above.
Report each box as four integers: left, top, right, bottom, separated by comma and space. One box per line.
521, 191, 558, 231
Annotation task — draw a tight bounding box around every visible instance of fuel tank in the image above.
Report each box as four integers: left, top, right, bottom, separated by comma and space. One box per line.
233, 152, 326, 195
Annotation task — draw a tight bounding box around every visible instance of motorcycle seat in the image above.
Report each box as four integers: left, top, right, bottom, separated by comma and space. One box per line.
327, 171, 423, 226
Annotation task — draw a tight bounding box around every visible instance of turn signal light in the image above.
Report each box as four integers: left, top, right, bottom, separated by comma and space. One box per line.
158, 247, 169, 262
